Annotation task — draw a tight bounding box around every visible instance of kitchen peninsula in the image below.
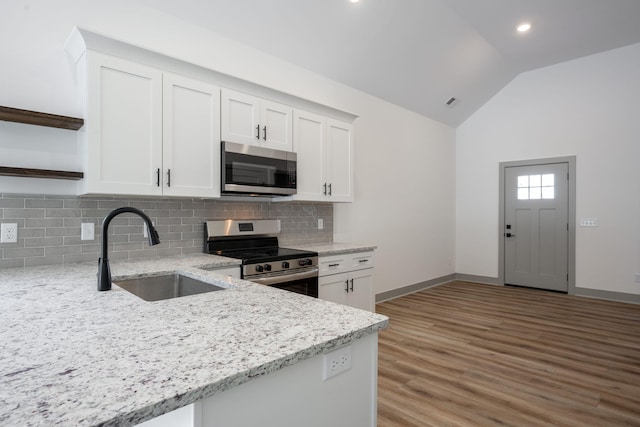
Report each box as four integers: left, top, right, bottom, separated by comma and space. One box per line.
0, 254, 387, 426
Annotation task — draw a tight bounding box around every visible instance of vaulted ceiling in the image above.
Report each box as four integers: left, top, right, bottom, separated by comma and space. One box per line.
139, 0, 640, 127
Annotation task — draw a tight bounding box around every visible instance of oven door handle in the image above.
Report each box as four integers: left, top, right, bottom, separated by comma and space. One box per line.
248, 267, 319, 286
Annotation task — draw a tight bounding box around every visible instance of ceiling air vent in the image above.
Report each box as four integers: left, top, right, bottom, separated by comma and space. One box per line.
445, 97, 459, 108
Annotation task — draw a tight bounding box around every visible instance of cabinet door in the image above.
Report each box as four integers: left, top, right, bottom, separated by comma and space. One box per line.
260, 100, 293, 151
326, 119, 353, 202
348, 269, 374, 312
221, 89, 260, 146
86, 52, 162, 195
163, 73, 221, 197
292, 109, 326, 201
319, 272, 349, 306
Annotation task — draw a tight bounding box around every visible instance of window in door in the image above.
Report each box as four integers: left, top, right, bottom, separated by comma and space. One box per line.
517, 174, 555, 200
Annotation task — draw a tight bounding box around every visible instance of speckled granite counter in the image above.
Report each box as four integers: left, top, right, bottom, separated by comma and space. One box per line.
290, 242, 377, 256
0, 254, 387, 426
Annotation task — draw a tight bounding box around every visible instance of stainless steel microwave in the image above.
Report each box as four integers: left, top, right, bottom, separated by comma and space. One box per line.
221, 141, 297, 196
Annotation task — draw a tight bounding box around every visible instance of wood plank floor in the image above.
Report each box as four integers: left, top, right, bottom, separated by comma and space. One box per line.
376, 281, 640, 427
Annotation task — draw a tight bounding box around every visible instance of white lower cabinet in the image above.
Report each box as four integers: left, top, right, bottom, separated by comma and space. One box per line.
318, 251, 374, 311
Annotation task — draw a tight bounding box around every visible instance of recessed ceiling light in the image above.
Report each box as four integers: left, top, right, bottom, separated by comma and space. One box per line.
349, 0, 360, 3
517, 22, 532, 33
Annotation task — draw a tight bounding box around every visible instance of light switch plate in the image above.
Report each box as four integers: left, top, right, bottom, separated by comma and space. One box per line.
81, 223, 95, 241
579, 218, 598, 227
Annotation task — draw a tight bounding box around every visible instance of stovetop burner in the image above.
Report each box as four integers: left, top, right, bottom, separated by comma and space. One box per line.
204, 219, 318, 267
204, 219, 319, 297
211, 246, 316, 264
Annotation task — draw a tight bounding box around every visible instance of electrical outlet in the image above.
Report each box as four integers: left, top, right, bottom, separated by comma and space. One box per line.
322, 345, 352, 380
579, 218, 598, 227
81, 223, 95, 241
1, 223, 18, 243
318, 218, 324, 230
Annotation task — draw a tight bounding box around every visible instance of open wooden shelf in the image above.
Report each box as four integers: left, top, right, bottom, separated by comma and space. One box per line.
0, 166, 84, 180
0, 106, 85, 181
0, 167, 83, 180
0, 106, 84, 130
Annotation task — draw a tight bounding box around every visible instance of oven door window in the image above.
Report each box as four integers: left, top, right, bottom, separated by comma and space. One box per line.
270, 277, 319, 298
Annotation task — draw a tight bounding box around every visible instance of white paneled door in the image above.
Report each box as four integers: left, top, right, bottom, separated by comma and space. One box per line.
504, 163, 569, 292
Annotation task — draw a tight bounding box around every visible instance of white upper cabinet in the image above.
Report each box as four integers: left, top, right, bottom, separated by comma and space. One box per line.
293, 110, 325, 200
292, 109, 353, 202
221, 89, 293, 151
67, 29, 356, 199
325, 119, 353, 202
84, 52, 163, 195
80, 52, 221, 197
163, 73, 221, 197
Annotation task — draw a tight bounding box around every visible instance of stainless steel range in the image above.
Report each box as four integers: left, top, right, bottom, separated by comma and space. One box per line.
204, 219, 318, 297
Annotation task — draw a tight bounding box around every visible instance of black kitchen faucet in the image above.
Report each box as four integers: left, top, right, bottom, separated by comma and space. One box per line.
97, 207, 160, 291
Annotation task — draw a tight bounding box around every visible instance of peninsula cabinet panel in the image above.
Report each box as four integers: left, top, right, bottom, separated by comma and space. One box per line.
84, 52, 163, 195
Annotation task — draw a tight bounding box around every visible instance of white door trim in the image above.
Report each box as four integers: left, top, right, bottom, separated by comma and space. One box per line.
498, 156, 576, 294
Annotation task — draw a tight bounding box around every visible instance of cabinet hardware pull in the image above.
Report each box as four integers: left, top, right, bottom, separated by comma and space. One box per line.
256, 125, 260, 139
350, 278, 354, 292
323, 183, 327, 195
328, 263, 340, 267
263, 126, 267, 140
156, 168, 160, 187
328, 183, 332, 196
359, 259, 369, 263
167, 169, 171, 187
345, 280, 349, 293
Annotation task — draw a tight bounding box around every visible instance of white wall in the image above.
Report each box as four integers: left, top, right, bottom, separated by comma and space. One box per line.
456, 42, 640, 295
0, 1, 455, 295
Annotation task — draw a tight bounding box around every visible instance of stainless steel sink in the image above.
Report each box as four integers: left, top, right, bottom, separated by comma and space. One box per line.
114, 274, 225, 301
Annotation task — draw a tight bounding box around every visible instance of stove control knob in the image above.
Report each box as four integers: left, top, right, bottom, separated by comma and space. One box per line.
255, 265, 264, 273
264, 264, 272, 272
298, 258, 311, 267
282, 261, 290, 269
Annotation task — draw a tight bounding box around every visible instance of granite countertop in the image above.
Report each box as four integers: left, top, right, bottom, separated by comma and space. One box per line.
0, 254, 387, 427
290, 242, 377, 256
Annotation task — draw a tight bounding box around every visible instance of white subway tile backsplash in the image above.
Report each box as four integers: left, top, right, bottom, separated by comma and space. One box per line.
0, 194, 332, 268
